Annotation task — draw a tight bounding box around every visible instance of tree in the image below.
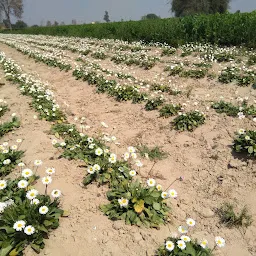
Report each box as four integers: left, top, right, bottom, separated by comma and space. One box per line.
103, 11, 110, 22
0, 0, 23, 29
13, 19, 27, 29
60, 21, 65, 25
141, 13, 160, 20
71, 19, 77, 25
46, 20, 52, 27
170, 0, 230, 17
53, 20, 59, 26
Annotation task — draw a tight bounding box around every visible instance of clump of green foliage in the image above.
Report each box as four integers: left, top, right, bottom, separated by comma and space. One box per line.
159, 104, 181, 118
137, 145, 168, 161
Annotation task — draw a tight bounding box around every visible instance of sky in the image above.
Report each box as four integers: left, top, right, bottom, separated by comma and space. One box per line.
20, 0, 256, 26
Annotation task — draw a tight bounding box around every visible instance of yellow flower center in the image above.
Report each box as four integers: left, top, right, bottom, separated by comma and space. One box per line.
179, 243, 183, 247
122, 199, 127, 204
25, 172, 29, 175
31, 193, 35, 196
28, 228, 31, 232
0, 184, 4, 187
18, 224, 22, 227
167, 244, 171, 248
217, 240, 221, 244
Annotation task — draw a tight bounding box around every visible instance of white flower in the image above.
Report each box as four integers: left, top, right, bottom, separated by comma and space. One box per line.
135, 160, 143, 167
129, 170, 136, 177
118, 197, 129, 207
87, 137, 94, 143
3, 159, 11, 165
11, 145, 17, 150
178, 226, 188, 234
34, 160, 43, 166
109, 153, 117, 163
177, 240, 186, 250
42, 176, 52, 185
0, 202, 7, 213
147, 178, 156, 187
18, 180, 28, 189
26, 189, 39, 200
93, 164, 101, 171
95, 148, 103, 156
200, 239, 208, 249
31, 199, 40, 205
181, 235, 191, 242
238, 129, 245, 135
245, 135, 250, 141
253, 117, 256, 122
161, 191, 169, 199
123, 152, 130, 160
16, 139, 22, 143
156, 184, 162, 191
13, 220, 26, 231
2, 149, 8, 154
24, 225, 35, 235
101, 121, 108, 128
0, 180, 7, 190
89, 143, 95, 149
11, 113, 16, 117
46, 167, 55, 175
51, 189, 61, 198
127, 146, 136, 153
22, 169, 33, 178
186, 218, 196, 227
131, 152, 137, 159
87, 166, 95, 174
52, 139, 58, 145
39, 206, 49, 215
165, 241, 175, 252
111, 136, 116, 141
169, 189, 178, 198
215, 236, 225, 248
2, 142, 8, 147
60, 142, 66, 147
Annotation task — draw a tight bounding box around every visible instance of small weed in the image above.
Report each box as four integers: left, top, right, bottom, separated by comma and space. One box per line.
137, 145, 168, 161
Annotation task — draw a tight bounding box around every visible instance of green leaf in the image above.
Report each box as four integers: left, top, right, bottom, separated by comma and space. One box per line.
43, 220, 53, 226
153, 202, 161, 211
31, 244, 41, 253
0, 244, 13, 256
248, 146, 254, 154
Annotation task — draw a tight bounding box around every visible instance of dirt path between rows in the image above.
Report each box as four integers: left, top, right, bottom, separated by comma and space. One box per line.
0, 42, 256, 256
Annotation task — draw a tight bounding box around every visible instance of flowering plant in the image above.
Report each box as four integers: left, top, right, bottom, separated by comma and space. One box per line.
0, 117, 20, 138
100, 179, 170, 227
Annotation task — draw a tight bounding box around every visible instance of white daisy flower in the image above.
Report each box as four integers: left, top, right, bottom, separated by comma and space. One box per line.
51, 189, 61, 198
178, 226, 188, 234
22, 169, 33, 178
42, 176, 52, 185
18, 180, 28, 189
238, 129, 245, 135
161, 191, 169, 199
2, 142, 8, 147
60, 142, 66, 147
24, 225, 35, 235
165, 241, 175, 252
3, 159, 11, 165
118, 197, 129, 207
46, 167, 55, 175
31, 199, 40, 205
52, 139, 58, 145
169, 189, 178, 198
131, 152, 137, 159
147, 178, 156, 187
26, 189, 39, 200
215, 237, 225, 248
245, 135, 250, 141
123, 152, 130, 160
181, 235, 191, 242
109, 153, 117, 163
177, 240, 186, 250
101, 121, 108, 128
0, 180, 7, 190
186, 218, 196, 227
87, 166, 95, 174
129, 170, 136, 177
13, 220, 26, 231
39, 206, 49, 215
11, 145, 18, 150
127, 146, 136, 153
135, 160, 143, 167
34, 160, 43, 166
87, 137, 94, 143
95, 148, 103, 156
156, 184, 162, 191
16, 139, 22, 143
93, 164, 101, 171
200, 239, 208, 249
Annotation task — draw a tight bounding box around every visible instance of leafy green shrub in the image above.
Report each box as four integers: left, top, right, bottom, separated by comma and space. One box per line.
181, 69, 208, 79
218, 67, 239, 83
145, 97, 165, 111
91, 51, 108, 60
100, 179, 170, 227
216, 203, 252, 228
0, 104, 9, 118
172, 112, 205, 131
233, 130, 256, 157
156, 237, 212, 256
0, 148, 24, 177
168, 66, 183, 76
161, 48, 176, 56
159, 104, 181, 118
0, 117, 20, 137
0, 176, 63, 254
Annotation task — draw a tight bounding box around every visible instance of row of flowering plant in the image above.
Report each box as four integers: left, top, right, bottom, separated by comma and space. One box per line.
233, 129, 256, 157
0, 116, 20, 138
0, 101, 9, 118
0, 161, 63, 255
0, 140, 24, 177
157, 219, 225, 256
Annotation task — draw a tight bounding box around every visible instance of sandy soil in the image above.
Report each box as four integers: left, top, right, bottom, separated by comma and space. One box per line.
0, 41, 255, 256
